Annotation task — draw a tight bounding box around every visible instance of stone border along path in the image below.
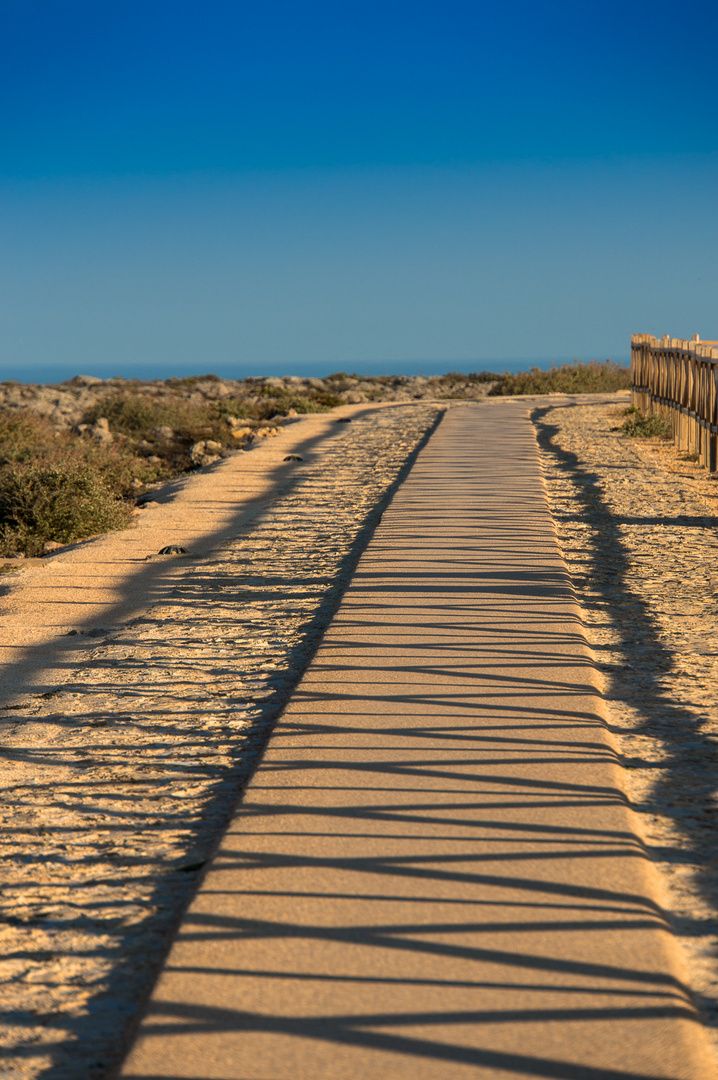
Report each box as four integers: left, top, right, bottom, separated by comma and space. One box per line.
120, 402, 717, 1080
0, 403, 442, 1080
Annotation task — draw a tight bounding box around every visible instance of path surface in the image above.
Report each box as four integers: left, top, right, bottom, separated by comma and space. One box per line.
121, 403, 715, 1079
0, 403, 442, 1078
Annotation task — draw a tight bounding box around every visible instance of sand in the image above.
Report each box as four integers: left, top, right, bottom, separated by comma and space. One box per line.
0, 403, 442, 1078
3, 391, 718, 1076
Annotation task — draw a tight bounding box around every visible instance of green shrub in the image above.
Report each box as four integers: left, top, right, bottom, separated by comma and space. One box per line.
465, 371, 501, 383
488, 359, 631, 396
82, 394, 214, 436
0, 462, 132, 556
620, 410, 672, 439
213, 398, 252, 421
0, 411, 60, 465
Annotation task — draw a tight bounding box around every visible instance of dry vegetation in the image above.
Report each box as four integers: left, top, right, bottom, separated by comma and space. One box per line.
488, 358, 631, 396
0, 362, 629, 556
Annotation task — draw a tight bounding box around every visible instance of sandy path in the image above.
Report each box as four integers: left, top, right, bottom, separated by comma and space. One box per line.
0, 403, 441, 1079
121, 400, 716, 1080
6, 390, 718, 1075
535, 397, 718, 1045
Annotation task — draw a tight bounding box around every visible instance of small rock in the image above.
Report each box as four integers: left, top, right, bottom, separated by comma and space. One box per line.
204, 440, 222, 453
43, 541, 64, 553
147, 456, 163, 465
228, 423, 253, 438
66, 374, 104, 387
149, 425, 175, 441
91, 417, 113, 443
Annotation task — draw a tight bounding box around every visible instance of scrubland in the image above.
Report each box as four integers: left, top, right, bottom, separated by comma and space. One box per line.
0, 362, 631, 556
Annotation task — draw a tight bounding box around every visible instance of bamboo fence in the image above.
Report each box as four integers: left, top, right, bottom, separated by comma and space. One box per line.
631, 334, 718, 470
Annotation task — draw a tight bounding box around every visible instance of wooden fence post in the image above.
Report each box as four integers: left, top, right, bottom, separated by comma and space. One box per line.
630, 334, 718, 472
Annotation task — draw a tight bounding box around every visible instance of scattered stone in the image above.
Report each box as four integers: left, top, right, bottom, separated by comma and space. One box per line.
149, 426, 175, 442
91, 417, 113, 443
188, 441, 221, 466
65, 374, 104, 387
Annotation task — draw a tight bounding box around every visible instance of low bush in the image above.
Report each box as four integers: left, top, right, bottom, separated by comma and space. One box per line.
0, 409, 162, 556
488, 359, 631, 396
83, 394, 214, 436
0, 462, 132, 556
620, 409, 673, 439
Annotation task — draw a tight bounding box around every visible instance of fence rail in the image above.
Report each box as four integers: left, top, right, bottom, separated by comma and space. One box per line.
631, 333, 718, 470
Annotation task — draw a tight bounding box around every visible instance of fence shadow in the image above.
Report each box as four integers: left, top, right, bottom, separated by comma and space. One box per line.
116, 402, 702, 1079
0, 406, 445, 1080
533, 403, 718, 1032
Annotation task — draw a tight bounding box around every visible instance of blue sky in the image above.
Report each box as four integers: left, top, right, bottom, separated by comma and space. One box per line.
1, 0, 716, 381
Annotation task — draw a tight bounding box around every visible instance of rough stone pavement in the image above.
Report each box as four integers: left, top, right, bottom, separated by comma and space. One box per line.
120, 403, 717, 1079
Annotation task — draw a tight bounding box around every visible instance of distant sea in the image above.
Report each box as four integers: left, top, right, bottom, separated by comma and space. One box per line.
0, 356, 627, 385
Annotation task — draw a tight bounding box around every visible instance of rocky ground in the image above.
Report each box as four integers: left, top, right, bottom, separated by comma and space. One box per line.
536, 398, 718, 1045
0, 372, 493, 430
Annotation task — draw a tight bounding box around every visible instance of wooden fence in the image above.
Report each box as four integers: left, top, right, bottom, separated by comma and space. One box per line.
631, 333, 718, 470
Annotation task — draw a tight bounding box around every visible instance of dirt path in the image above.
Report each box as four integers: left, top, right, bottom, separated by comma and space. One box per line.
121, 400, 716, 1080
5, 392, 718, 1075
0, 403, 441, 1079
536, 397, 718, 1044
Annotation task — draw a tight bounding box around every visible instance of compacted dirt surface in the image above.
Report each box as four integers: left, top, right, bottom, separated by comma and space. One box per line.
4, 392, 718, 1076
535, 396, 718, 1046
0, 403, 441, 1079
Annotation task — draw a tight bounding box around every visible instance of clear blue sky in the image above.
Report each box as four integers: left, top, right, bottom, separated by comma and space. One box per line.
1, 0, 716, 381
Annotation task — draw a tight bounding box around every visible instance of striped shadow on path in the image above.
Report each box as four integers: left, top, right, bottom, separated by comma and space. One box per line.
120, 403, 716, 1080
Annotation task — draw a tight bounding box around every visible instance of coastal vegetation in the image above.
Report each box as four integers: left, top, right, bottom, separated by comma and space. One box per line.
620, 406, 673, 439
487, 359, 631, 396
0, 361, 630, 557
